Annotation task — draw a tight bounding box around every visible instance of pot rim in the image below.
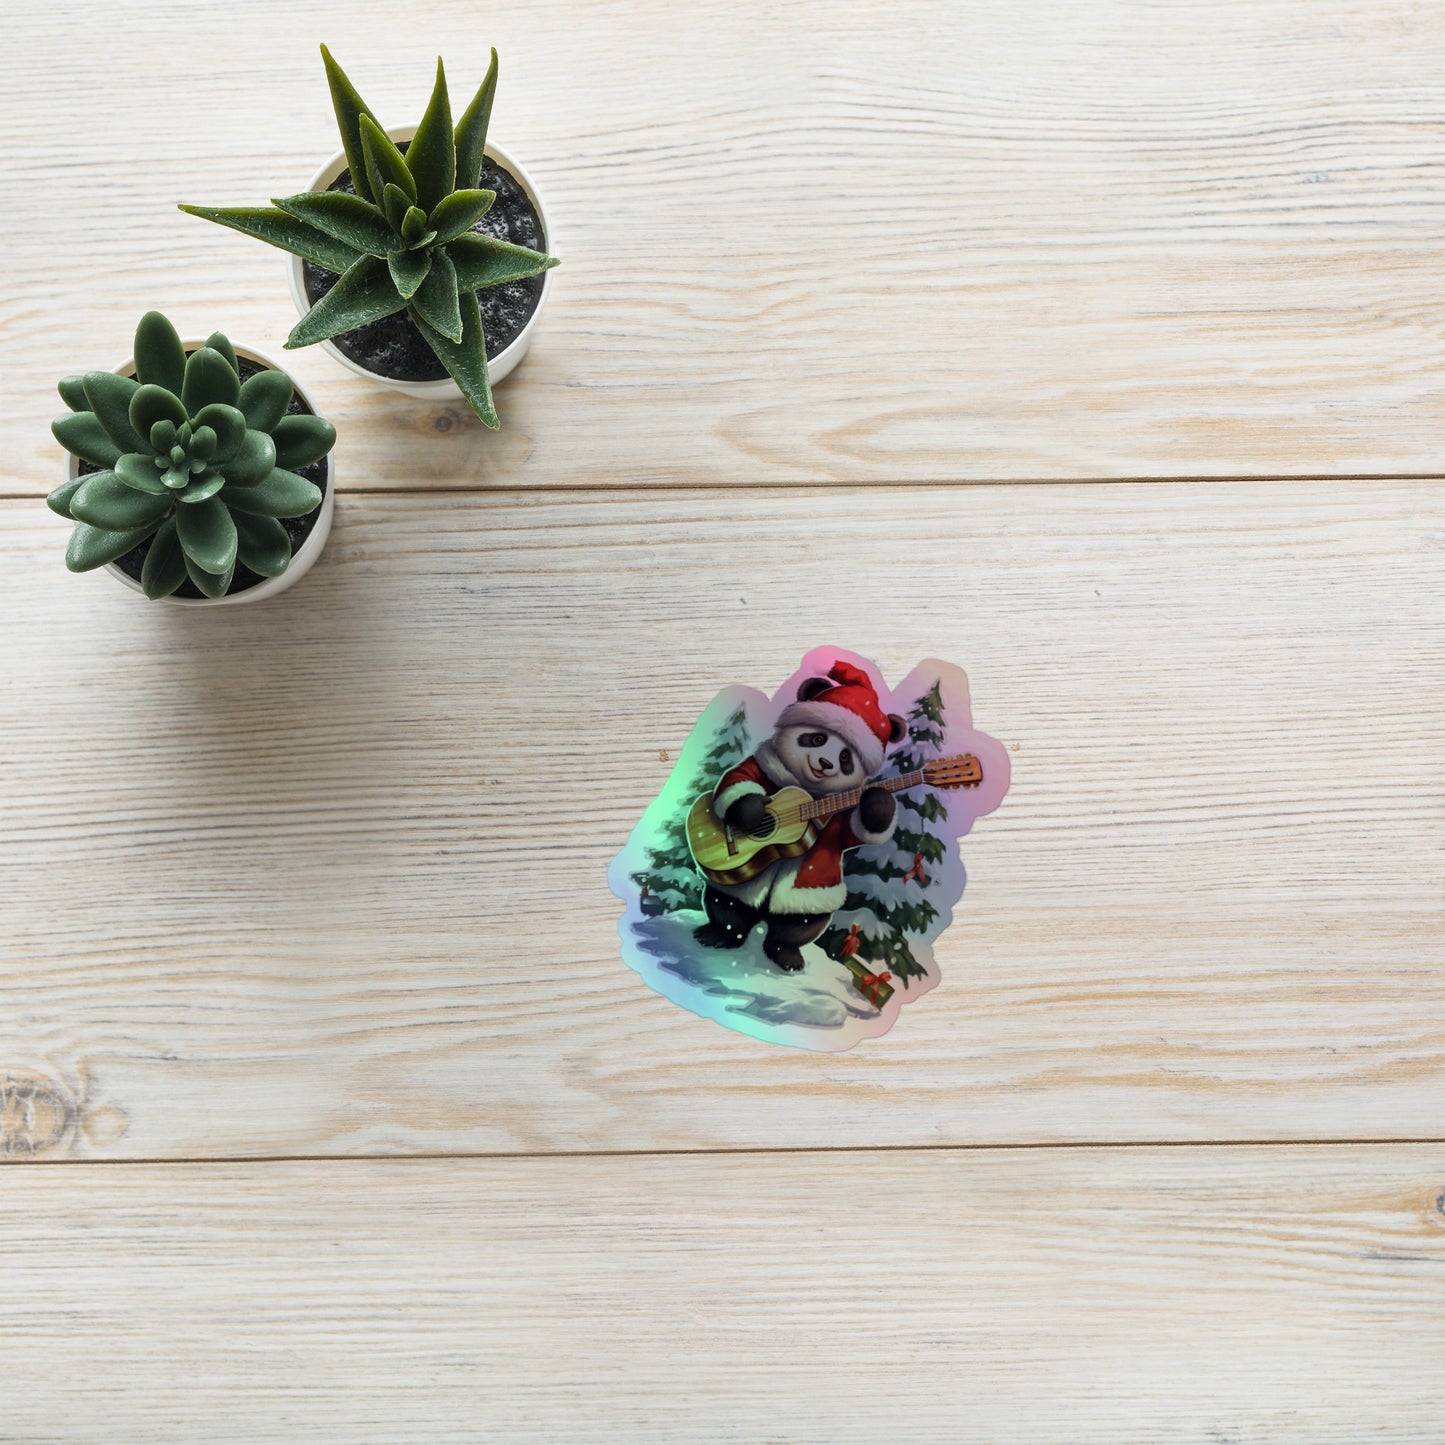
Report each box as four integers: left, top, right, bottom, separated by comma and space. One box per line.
63, 338, 336, 607
284, 127, 556, 397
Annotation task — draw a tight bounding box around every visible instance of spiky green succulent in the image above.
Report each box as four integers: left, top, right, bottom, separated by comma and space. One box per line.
48, 311, 336, 599
179, 47, 557, 429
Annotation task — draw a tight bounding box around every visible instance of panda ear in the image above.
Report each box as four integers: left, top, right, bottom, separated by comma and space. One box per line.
797, 677, 833, 702
887, 714, 907, 745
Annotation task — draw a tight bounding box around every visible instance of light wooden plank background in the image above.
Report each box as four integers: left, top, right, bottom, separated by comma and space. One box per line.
3, 1147, 1444, 1443
2, 483, 1443, 1159
10, 0, 1445, 492
4, 0, 1444, 1438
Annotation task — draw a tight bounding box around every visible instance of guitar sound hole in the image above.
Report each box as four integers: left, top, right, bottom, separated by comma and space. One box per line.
751, 815, 777, 839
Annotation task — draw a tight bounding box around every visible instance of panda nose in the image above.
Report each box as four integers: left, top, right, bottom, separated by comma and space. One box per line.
816, 758, 833, 772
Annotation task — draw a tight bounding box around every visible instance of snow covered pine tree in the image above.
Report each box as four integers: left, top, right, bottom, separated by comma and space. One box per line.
630, 704, 752, 915
821, 681, 953, 987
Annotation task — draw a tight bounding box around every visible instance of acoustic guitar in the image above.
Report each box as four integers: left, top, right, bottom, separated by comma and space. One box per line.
686, 754, 983, 886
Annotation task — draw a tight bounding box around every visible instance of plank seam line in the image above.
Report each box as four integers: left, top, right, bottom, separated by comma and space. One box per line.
7, 1136, 1445, 1169
4, 473, 1445, 503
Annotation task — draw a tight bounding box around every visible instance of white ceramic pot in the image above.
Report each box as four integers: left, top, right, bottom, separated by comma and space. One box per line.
285, 127, 555, 399
66, 340, 336, 608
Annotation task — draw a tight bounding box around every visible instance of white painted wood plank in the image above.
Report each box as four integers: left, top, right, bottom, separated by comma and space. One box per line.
2, 1146, 1443, 1442
2, 483, 1441, 1158
9, 0, 1445, 490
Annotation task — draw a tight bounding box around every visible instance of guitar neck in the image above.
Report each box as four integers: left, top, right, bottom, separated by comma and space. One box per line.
799, 769, 925, 822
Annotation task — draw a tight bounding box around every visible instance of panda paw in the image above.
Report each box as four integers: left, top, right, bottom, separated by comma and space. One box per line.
763, 942, 807, 972
858, 786, 896, 834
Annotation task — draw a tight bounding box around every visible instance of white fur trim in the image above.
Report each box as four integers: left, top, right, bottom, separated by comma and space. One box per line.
849, 803, 897, 848
712, 870, 774, 911
714, 777, 765, 819
766, 866, 847, 915
776, 698, 885, 774
754, 739, 798, 789
713, 857, 847, 915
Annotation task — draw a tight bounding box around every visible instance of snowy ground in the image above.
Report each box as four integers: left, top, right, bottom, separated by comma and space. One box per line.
622, 910, 907, 1052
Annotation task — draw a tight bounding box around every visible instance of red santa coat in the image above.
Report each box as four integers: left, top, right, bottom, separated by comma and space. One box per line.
710, 743, 896, 915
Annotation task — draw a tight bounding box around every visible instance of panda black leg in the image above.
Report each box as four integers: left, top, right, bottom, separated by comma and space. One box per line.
693, 886, 761, 951
762, 912, 830, 973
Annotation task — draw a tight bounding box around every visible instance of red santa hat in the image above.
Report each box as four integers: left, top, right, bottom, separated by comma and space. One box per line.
777, 661, 895, 775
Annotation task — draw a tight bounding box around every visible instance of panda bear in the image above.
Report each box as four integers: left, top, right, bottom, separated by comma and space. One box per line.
693, 661, 906, 971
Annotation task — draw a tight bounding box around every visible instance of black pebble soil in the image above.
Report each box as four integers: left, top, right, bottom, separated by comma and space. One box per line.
80, 357, 330, 600
301, 153, 547, 382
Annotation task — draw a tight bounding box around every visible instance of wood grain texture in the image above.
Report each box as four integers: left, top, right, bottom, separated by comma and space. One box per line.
1, 1146, 1442, 1442
3, 483, 1441, 1159
10, 0, 1445, 491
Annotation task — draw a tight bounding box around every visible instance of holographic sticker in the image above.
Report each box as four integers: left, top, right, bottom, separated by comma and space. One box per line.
608, 648, 1010, 1051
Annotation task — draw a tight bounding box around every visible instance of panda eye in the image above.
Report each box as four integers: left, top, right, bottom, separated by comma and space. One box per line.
800, 732, 827, 748
838, 747, 854, 774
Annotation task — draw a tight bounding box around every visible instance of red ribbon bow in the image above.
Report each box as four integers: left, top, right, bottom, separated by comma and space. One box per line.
858, 970, 892, 1005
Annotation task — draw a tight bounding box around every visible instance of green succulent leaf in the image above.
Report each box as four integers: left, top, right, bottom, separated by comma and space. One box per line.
71, 471, 172, 531
429, 189, 495, 245
286, 254, 405, 348
46, 476, 85, 517
58, 376, 90, 412
360, 114, 416, 207
182, 347, 241, 415
410, 247, 463, 343
204, 332, 239, 373
448, 232, 558, 293
177, 205, 365, 274
52, 411, 123, 468
192, 404, 248, 465
176, 472, 227, 504
189, 426, 217, 462
237, 369, 294, 432
185, 553, 235, 599
66, 520, 160, 573
226, 468, 322, 518
176, 494, 238, 574
407, 57, 456, 212
274, 191, 395, 259
141, 517, 188, 598
150, 419, 178, 453
233, 511, 293, 578
454, 49, 498, 191
400, 205, 437, 250
388, 246, 432, 300
382, 182, 413, 235
133, 311, 187, 394
320, 43, 379, 205
115, 452, 171, 495
271, 414, 337, 470
220, 429, 279, 487
129, 383, 189, 442
412, 287, 498, 429
80, 372, 145, 454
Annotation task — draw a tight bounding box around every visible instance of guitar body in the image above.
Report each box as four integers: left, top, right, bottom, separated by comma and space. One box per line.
686, 787, 819, 886
685, 753, 982, 889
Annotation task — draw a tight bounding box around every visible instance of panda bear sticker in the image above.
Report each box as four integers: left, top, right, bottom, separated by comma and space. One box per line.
608, 648, 1010, 1051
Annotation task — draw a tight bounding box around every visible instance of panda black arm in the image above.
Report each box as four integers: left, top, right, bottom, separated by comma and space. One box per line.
858, 786, 895, 834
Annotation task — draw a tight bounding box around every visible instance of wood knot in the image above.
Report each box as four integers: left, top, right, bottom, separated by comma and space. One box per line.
0, 1071, 76, 1157
432, 408, 461, 434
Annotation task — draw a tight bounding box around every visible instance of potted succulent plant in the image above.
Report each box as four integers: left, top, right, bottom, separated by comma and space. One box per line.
180, 47, 558, 429
48, 311, 337, 604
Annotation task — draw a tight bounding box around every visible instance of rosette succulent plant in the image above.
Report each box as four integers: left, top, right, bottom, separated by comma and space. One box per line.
48, 311, 336, 599
180, 47, 558, 429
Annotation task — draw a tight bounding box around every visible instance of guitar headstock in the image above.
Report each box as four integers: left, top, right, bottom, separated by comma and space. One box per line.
921, 753, 982, 789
